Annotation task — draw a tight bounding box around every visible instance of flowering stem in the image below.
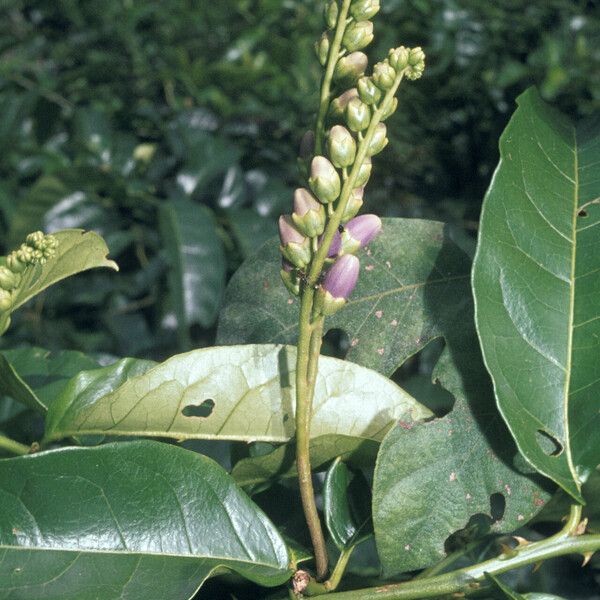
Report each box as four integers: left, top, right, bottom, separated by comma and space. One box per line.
0, 433, 30, 456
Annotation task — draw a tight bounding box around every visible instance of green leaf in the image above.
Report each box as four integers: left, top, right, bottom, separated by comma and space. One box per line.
44, 344, 429, 447
472, 87, 600, 500
159, 199, 226, 338
4, 229, 118, 317
485, 573, 526, 600
0, 441, 291, 599
324, 457, 372, 551
0, 354, 46, 414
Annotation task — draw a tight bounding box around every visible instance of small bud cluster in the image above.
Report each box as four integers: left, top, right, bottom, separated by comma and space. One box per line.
284, 1, 425, 316
0, 231, 58, 313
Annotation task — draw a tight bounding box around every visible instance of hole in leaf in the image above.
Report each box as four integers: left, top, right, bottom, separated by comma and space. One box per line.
321, 328, 350, 359
392, 338, 455, 417
490, 492, 506, 522
182, 399, 215, 418
578, 209, 588, 217
535, 429, 563, 456
445, 513, 493, 553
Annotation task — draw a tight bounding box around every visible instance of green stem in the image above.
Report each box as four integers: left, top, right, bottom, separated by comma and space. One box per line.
324, 545, 357, 592
0, 433, 30, 456
321, 510, 599, 599
315, 0, 352, 154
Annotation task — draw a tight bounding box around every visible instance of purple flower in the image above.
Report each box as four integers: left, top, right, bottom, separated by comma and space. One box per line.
327, 214, 382, 256
323, 254, 360, 300
278, 215, 306, 246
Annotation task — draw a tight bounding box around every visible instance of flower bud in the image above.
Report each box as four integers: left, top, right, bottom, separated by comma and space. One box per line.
315, 33, 330, 66
380, 97, 398, 121
327, 125, 356, 168
324, 1, 339, 29
350, 0, 380, 20
292, 188, 326, 237
0, 266, 20, 290
341, 187, 364, 223
373, 60, 396, 90
329, 88, 359, 121
354, 156, 372, 187
0, 289, 12, 312
279, 215, 312, 268
388, 46, 410, 71
280, 260, 300, 296
342, 20, 374, 52
345, 97, 370, 132
316, 254, 360, 315
333, 52, 368, 84
309, 156, 341, 204
406, 47, 426, 80
357, 76, 382, 105
328, 214, 382, 256
6, 252, 26, 274
367, 123, 388, 156
16, 244, 34, 265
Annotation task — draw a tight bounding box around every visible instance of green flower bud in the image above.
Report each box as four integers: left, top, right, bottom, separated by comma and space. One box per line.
279, 216, 312, 269
341, 187, 364, 223
367, 123, 388, 156
342, 20, 374, 52
333, 52, 368, 85
292, 188, 326, 237
350, 0, 380, 20
357, 76, 382, 105
6, 252, 26, 274
354, 156, 372, 187
315, 32, 330, 66
0, 266, 20, 290
26, 231, 45, 249
388, 46, 410, 71
373, 60, 396, 90
0, 289, 12, 312
324, 1, 339, 29
380, 97, 398, 121
280, 260, 300, 296
346, 97, 370, 132
406, 47, 426, 80
327, 125, 356, 168
16, 244, 34, 266
309, 156, 341, 204
329, 88, 359, 121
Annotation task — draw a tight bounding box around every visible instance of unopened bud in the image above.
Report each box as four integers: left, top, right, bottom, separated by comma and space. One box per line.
309, 156, 341, 204
328, 214, 382, 256
0, 266, 20, 290
16, 244, 34, 265
279, 215, 312, 268
342, 20, 374, 52
327, 125, 357, 168
346, 97, 370, 132
0, 289, 12, 312
324, 1, 339, 29
373, 60, 396, 90
280, 260, 301, 296
388, 46, 410, 71
357, 76, 382, 105
6, 252, 26, 274
292, 188, 326, 237
26, 231, 45, 249
354, 156, 372, 187
329, 88, 359, 121
333, 52, 368, 84
315, 33, 330, 66
406, 47, 426, 80
380, 97, 398, 121
367, 123, 388, 156
350, 0, 380, 20
317, 254, 360, 315
341, 187, 364, 223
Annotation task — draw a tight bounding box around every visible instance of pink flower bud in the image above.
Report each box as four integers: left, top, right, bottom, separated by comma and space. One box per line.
323, 254, 360, 300
279, 215, 305, 246
328, 214, 382, 256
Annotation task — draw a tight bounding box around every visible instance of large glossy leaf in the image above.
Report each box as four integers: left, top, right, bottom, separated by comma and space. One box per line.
0, 441, 291, 599
3, 229, 118, 317
44, 344, 429, 445
472, 88, 600, 500
159, 199, 226, 338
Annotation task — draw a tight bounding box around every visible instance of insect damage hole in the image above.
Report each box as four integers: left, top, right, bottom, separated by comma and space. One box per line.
535, 429, 563, 457
490, 492, 506, 522
577, 209, 588, 217
182, 399, 215, 418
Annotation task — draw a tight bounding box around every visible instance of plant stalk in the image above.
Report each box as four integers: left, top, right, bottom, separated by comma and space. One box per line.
0, 433, 30, 456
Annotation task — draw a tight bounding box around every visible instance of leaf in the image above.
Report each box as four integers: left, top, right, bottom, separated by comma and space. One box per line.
0, 441, 291, 599
0, 354, 46, 414
5, 229, 118, 316
44, 344, 429, 447
323, 457, 372, 551
485, 573, 526, 600
159, 198, 226, 337
472, 87, 600, 500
